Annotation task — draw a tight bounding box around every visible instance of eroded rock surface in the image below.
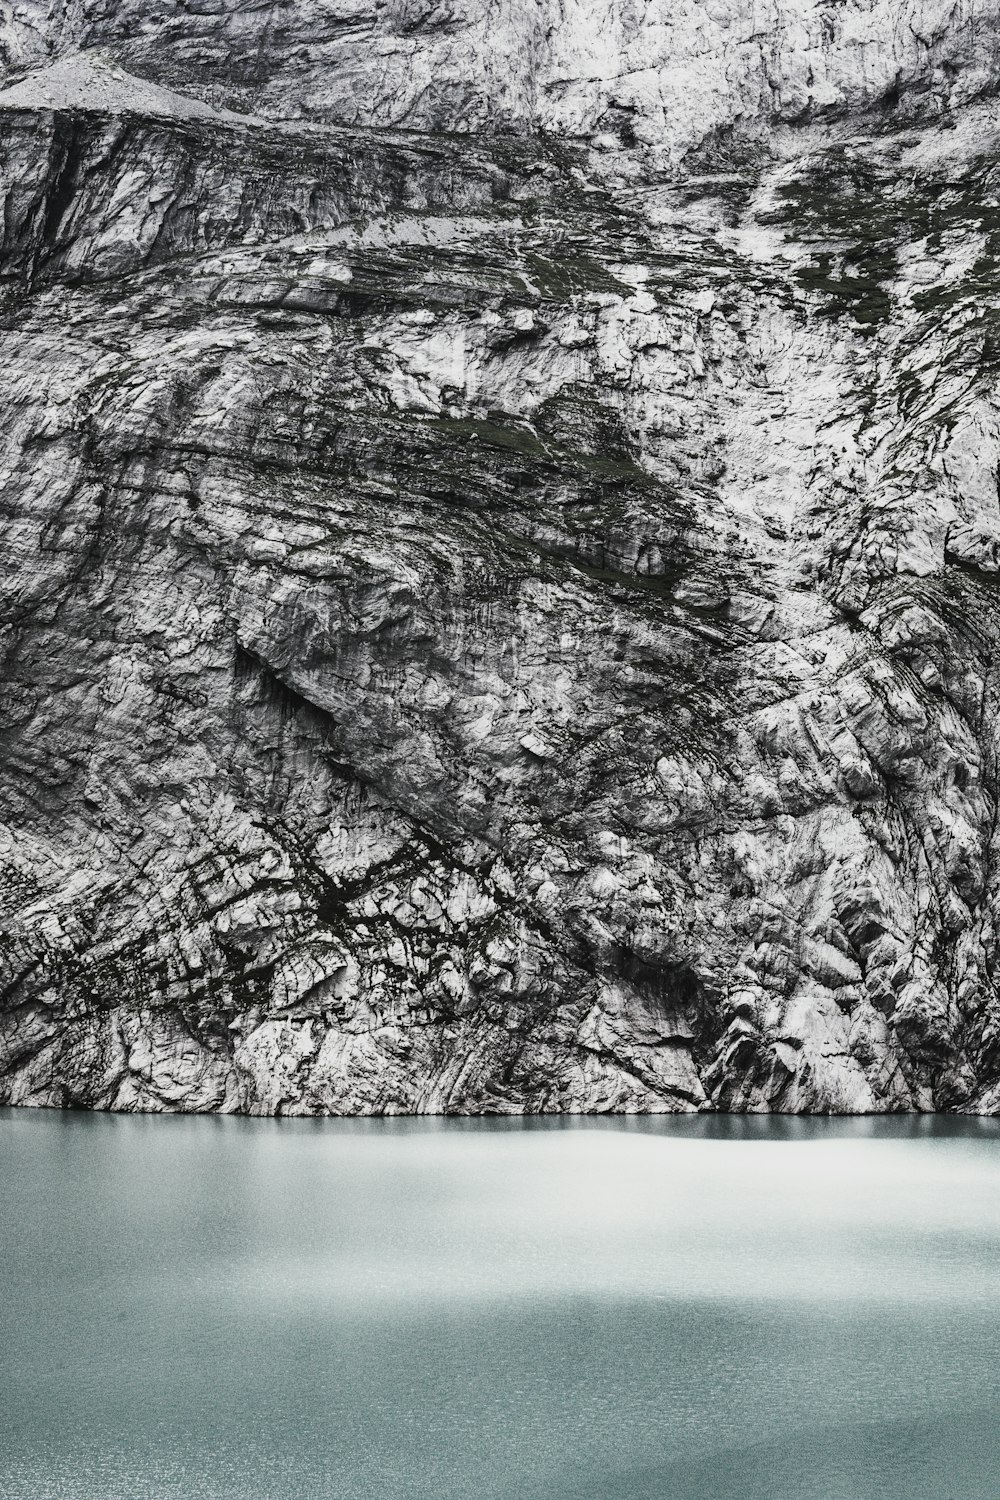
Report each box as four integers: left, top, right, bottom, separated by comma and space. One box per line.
3, 6, 1000, 1114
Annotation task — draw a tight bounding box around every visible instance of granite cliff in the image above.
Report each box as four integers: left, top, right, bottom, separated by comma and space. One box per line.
3, 0, 1000, 1114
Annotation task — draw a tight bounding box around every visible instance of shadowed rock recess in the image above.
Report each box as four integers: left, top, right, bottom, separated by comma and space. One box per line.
5, 3, 1000, 1115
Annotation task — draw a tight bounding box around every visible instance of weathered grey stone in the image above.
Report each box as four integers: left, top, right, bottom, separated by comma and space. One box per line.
2, 6, 1000, 1115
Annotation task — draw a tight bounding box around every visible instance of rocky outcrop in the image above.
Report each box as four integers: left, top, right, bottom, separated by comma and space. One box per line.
3, 5, 1000, 1114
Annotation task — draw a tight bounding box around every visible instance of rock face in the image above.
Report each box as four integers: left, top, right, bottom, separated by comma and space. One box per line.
3, 4, 1000, 1115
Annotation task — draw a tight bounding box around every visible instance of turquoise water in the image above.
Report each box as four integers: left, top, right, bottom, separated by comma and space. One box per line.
1, 1110, 999, 1500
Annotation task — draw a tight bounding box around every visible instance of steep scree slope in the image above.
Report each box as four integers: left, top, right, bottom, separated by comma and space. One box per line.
3, 6, 1000, 1113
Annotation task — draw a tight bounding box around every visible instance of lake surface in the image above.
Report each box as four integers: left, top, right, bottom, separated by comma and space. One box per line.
1, 1110, 999, 1500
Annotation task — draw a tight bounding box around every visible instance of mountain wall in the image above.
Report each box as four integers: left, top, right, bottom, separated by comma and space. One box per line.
4, 1, 1000, 1113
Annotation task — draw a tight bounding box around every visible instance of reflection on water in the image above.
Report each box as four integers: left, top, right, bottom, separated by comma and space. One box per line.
1, 1108, 998, 1500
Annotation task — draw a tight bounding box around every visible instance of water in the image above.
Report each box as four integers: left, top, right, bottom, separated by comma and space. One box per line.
1, 1110, 999, 1500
